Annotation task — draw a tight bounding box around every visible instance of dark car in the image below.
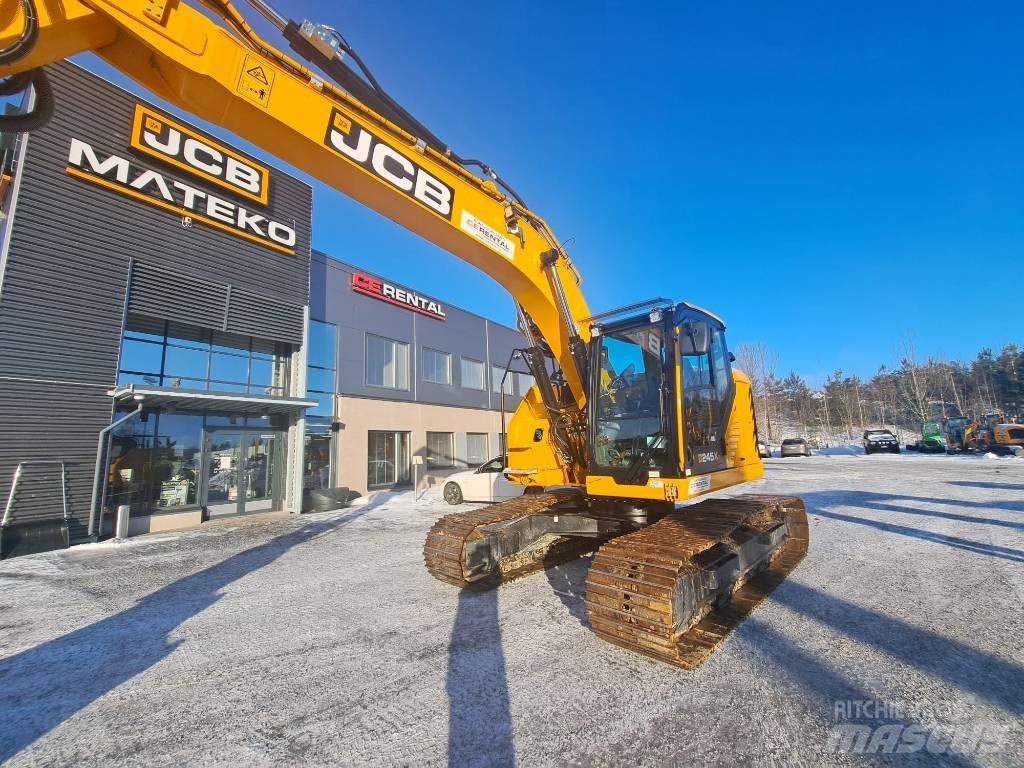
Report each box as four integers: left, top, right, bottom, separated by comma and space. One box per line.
780, 438, 811, 457
863, 429, 900, 455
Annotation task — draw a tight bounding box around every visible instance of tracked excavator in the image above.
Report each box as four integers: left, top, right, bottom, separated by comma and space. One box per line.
1, 0, 808, 668
945, 413, 1024, 456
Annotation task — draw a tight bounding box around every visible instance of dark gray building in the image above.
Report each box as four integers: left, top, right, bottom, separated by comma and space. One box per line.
0, 63, 527, 556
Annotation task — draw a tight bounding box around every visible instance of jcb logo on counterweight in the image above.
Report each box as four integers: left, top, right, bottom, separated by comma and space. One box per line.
323, 108, 454, 219
130, 105, 271, 205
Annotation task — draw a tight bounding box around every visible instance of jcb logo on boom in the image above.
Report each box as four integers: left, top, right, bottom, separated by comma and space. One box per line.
131, 105, 271, 205
323, 109, 454, 220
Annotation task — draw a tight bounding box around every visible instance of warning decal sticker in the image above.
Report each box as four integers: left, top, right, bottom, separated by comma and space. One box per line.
237, 54, 275, 107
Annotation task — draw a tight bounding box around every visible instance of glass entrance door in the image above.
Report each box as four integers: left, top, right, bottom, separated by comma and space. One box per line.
244, 433, 276, 513
203, 429, 281, 518
206, 432, 244, 518
367, 431, 411, 489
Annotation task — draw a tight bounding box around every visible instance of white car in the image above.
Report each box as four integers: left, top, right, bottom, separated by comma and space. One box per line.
442, 457, 525, 504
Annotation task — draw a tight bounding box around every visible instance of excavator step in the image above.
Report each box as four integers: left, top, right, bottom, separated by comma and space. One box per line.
585, 494, 808, 669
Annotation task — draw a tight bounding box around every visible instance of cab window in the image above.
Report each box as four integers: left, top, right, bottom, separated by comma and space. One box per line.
709, 327, 731, 403
680, 321, 732, 474
594, 324, 667, 471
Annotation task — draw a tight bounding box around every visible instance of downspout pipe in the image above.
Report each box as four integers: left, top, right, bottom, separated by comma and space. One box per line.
87, 402, 144, 541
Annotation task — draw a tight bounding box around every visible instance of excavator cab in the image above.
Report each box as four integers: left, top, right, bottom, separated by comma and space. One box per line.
584, 302, 759, 503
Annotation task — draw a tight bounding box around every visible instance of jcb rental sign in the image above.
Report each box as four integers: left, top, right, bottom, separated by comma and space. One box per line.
351, 272, 446, 320
65, 104, 296, 255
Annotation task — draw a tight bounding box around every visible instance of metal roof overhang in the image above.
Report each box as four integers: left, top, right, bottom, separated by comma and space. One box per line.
109, 385, 318, 416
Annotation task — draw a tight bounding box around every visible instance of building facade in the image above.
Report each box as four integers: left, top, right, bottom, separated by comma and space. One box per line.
0, 64, 528, 555
309, 255, 532, 497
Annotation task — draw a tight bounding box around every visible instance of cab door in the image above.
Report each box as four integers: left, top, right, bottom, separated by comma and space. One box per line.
676, 313, 734, 475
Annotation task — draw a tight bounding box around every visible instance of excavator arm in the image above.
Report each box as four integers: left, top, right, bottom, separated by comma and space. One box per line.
0, 0, 591, 417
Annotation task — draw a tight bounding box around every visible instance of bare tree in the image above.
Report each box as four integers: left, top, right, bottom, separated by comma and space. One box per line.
897, 337, 932, 424
735, 343, 780, 441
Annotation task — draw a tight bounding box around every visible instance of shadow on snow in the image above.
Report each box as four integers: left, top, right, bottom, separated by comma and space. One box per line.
445, 585, 514, 768
771, 581, 1024, 717
800, 491, 1024, 564
946, 480, 1024, 493
544, 554, 591, 627
0, 505, 376, 762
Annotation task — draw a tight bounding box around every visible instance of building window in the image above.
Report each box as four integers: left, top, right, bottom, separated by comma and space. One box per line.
460, 357, 485, 390
466, 433, 488, 467
426, 432, 455, 467
105, 412, 203, 516
307, 320, 337, 419
117, 320, 287, 396
492, 364, 513, 395
422, 348, 452, 385
368, 431, 411, 488
366, 334, 409, 390
517, 373, 535, 397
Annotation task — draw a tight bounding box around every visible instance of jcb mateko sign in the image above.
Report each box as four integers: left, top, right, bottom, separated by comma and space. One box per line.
351, 272, 446, 320
65, 104, 297, 255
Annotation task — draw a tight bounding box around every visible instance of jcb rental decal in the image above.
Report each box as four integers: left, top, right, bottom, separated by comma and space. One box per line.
688, 475, 712, 495
130, 105, 270, 205
460, 210, 516, 260
65, 138, 296, 255
323, 108, 454, 220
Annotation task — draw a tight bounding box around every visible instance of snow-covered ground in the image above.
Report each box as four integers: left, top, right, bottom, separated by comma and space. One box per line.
1, 456, 1022, 766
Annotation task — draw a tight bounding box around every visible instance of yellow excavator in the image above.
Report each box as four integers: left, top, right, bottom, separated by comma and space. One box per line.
945, 412, 1024, 456
1, 0, 808, 668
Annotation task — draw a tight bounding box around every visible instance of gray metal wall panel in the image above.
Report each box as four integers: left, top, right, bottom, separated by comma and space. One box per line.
310, 253, 528, 411
129, 262, 228, 331
227, 287, 305, 343
0, 381, 112, 540
416, 307, 490, 410
316, 256, 415, 404
0, 63, 312, 536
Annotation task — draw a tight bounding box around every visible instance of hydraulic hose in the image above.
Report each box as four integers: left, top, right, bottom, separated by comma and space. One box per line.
0, 71, 31, 96
0, 0, 39, 66
0, 68, 54, 133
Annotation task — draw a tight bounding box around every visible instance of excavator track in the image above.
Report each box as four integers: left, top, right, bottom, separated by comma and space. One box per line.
424, 492, 610, 588
585, 494, 808, 669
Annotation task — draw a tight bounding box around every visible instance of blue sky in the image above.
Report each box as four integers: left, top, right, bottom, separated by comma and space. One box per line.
26, 1, 1024, 384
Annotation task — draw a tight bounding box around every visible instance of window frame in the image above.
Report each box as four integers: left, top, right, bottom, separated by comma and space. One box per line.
465, 432, 488, 467
367, 430, 412, 488
517, 372, 535, 397
306, 319, 338, 420
426, 431, 456, 468
491, 364, 514, 395
460, 357, 486, 391
118, 321, 287, 396
422, 347, 452, 386
365, 332, 410, 391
